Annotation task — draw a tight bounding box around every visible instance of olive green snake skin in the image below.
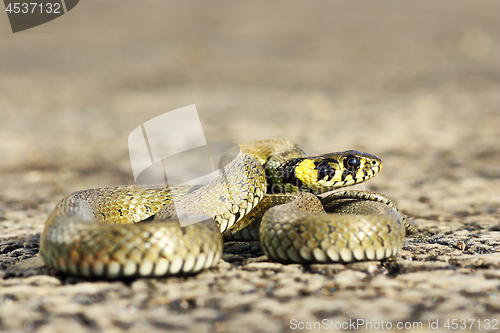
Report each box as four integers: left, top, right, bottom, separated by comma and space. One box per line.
40, 139, 417, 279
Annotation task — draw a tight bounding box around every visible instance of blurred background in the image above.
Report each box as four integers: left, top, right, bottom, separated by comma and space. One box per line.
0, 0, 499, 226
1, 2, 500, 329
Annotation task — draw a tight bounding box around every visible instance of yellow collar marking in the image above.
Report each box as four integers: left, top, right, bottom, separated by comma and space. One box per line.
295, 159, 318, 185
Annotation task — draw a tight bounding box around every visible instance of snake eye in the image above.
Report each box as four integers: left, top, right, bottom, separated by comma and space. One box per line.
344, 156, 361, 170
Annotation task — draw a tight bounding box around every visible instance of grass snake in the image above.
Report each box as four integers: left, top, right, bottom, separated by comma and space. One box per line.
40, 139, 417, 279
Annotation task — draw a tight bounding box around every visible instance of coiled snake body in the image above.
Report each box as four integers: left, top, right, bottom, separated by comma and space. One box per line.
40, 139, 417, 279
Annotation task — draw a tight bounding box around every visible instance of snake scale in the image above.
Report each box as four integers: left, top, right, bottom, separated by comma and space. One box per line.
40, 139, 417, 279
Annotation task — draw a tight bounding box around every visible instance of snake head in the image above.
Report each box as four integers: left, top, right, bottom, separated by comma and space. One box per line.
280, 150, 383, 194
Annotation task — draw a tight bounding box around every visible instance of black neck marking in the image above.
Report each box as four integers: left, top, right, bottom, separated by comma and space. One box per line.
314, 158, 339, 181
271, 158, 306, 193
